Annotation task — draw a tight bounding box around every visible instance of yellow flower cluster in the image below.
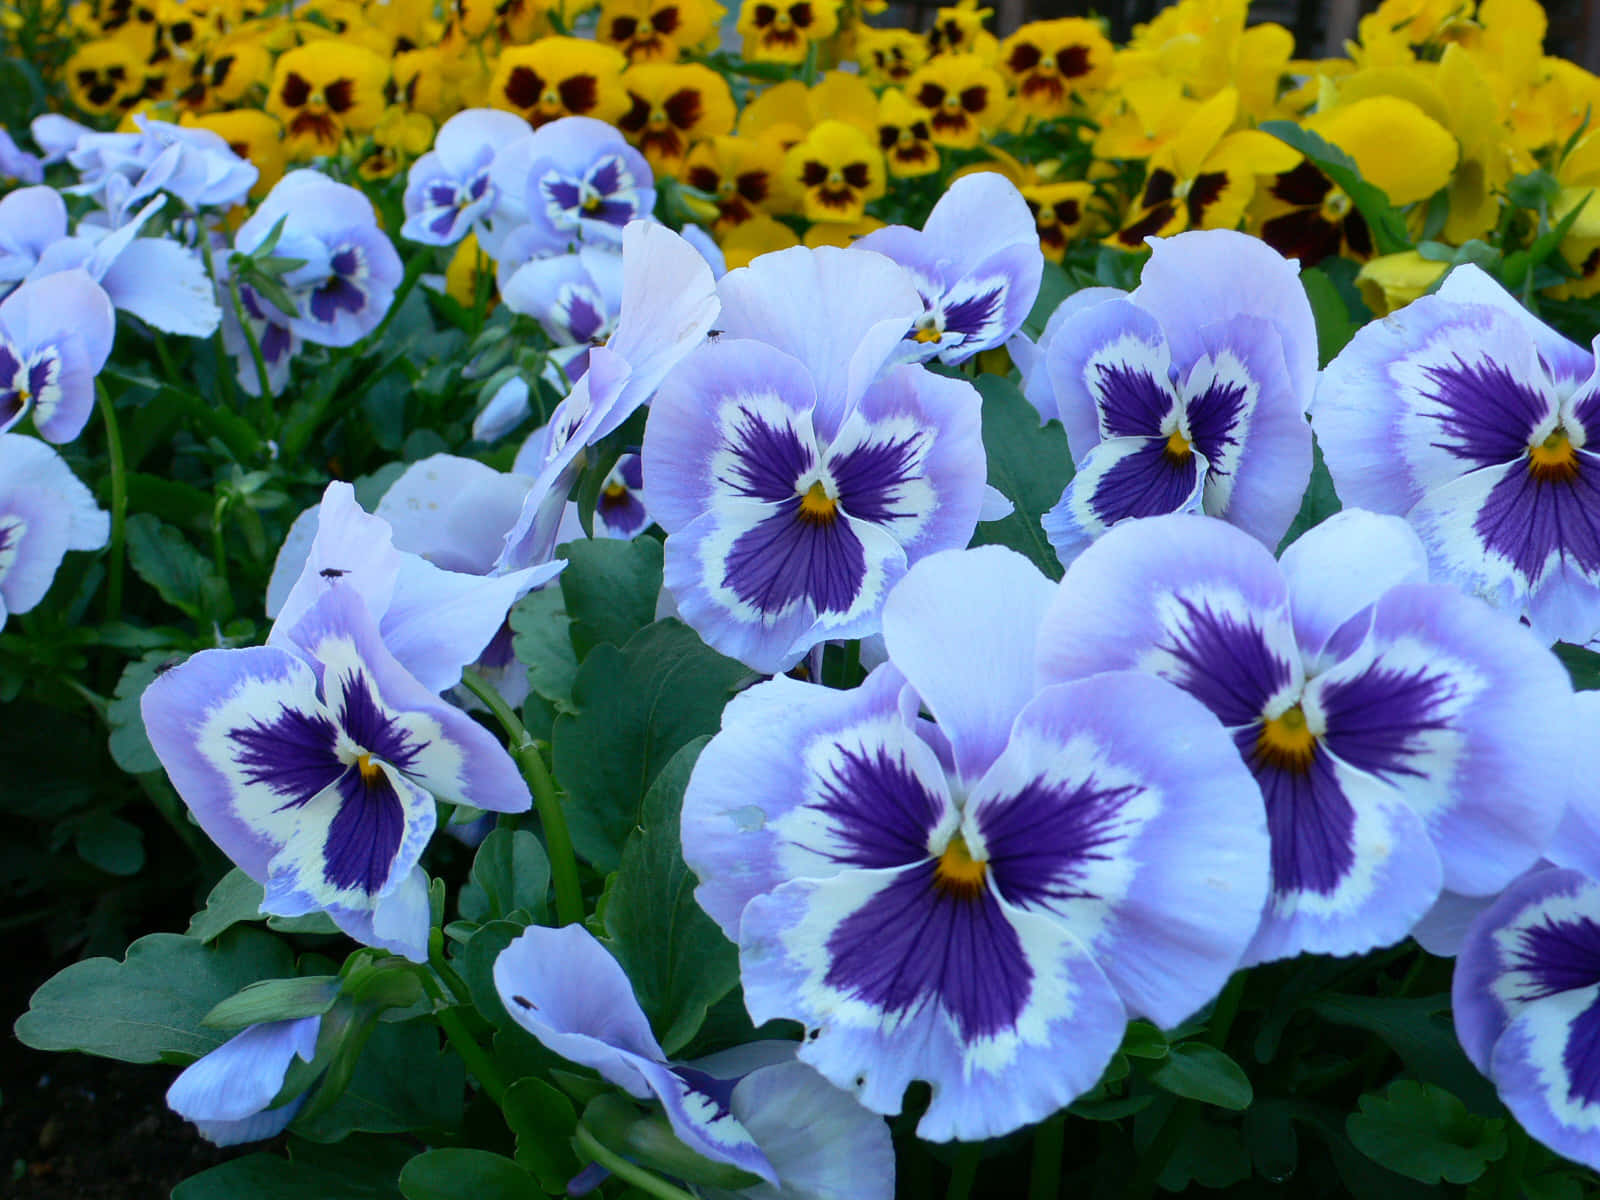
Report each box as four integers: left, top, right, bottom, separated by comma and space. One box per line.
28, 0, 1600, 291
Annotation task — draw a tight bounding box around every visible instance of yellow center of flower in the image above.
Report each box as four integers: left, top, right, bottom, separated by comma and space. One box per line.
934, 834, 987, 898
356, 752, 383, 783
541, 88, 559, 107
798, 480, 838, 523
912, 315, 942, 343
603, 481, 629, 501
1256, 705, 1315, 772
943, 95, 961, 111
582, 192, 603, 212
1529, 427, 1581, 482
1164, 428, 1192, 460
1041, 53, 1056, 70
775, 10, 790, 27
649, 109, 668, 127
1322, 189, 1352, 220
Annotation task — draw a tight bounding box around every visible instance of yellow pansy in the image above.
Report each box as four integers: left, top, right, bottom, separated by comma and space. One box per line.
999, 18, 1112, 120
359, 105, 435, 179
720, 214, 800, 269
617, 62, 735, 175
445, 233, 492, 308
1355, 250, 1449, 315
907, 53, 1009, 149
489, 39, 630, 129
926, 0, 996, 61
684, 135, 794, 230
856, 27, 927, 87
737, 0, 839, 65
181, 108, 285, 196
66, 38, 147, 115
784, 119, 885, 223
173, 31, 271, 112
268, 40, 388, 158
876, 88, 938, 178
1023, 179, 1096, 262
804, 215, 883, 248
598, 0, 723, 61
452, 0, 549, 43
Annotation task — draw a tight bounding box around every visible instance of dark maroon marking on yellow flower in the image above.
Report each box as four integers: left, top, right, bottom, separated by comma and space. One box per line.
1007, 42, 1040, 71
663, 87, 702, 128
1185, 171, 1228, 226
1141, 168, 1176, 209
503, 64, 544, 109
915, 82, 944, 108
959, 85, 987, 113
620, 93, 651, 132
281, 71, 311, 106
1270, 160, 1330, 206
290, 109, 339, 144
324, 77, 355, 113
1115, 202, 1176, 247
559, 74, 599, 114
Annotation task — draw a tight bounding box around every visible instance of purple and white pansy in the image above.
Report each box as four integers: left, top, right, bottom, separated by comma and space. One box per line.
402, 109, 533, 247
855, 171, 1043, 366
682, 546, 1270, 1140
495, 923, 895, 1196
0, 268, 116, 443
1031, 229, 1315, 567
1315, 263, 1600, 645
500, 241, 624, 382
1038, 510, 1577, 964
643, 243, 987, 674
142, 584, 532, 962
489, 116, 656, 257
0, 186, 68, 298
0, 433, 109, 630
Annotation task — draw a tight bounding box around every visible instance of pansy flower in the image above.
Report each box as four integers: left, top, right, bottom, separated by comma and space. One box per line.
172, 33, 270, 113
490, 39, 630, 131
1109, 87, 1297, 251
856, 172, 1042, 366
856, 27, 927, 86
267, 41, 388, 159
682, 546, 1270, 1138
1040, 511, 1576, 964
1315, 264, 1600, 644
684, 135, 791, 232
616, 62, 735, 176
737, 0, 840, 65
598, 0, 723, 62
495, 923, 895, 1194
0, 270, 116, 445
783, 120, 885, 224
1034, 229, 1316, 563
66, 39, 145, 116
143, 584, 532, 962
491, 117, 656, 259
642, 244, 987, 673
907, 54, 1009, 150
0, 187, 69, 299
875, 89, 938, 178
0, 434, 110, 631
452, 0, 548, 44
925, 0, 997, 59
1023, 179, 1096, 261
1256, 96, 1457, 267
167, 1016, 321, 1146
402, 109, 532, 246
999, 17, 1112, 119
1454, 867, 1600, 1172
501, 245, 624, 368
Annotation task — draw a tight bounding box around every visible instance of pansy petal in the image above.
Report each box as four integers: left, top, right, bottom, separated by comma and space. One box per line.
1436, 264, 1593, 387
1041, 437, 1206, 570
1549, 692, 1600, 880
376, 454, 536, 576
99, 237, 220, 336
1040, 513, 1300, 728
1278, 509, 1430, 664
740, 869, 1125, 1142
880, 546, 1054, 784
683, 664, 951, 938
632, 1058, 779, 1184
167, 1015, 318, 1144
1307, 581, 1574, 895
1042, 296, 1176, 460
969, 670, 1269, 1026
1411, 887, 1503, 958
268, 482, 399, 646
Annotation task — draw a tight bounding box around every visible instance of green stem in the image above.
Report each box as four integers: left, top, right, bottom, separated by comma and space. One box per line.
947, 1143, 981, 1200
574, 1125, 697, 1200
434, 1001, 509, 1107
359, 250, 430, 351
96, 382, 126, 624
427, 926, 471, 1004
1028, 1115, 1065, 1200
460, 668, 584, 926
196, 233, 236, 413
226, 270, 275, 425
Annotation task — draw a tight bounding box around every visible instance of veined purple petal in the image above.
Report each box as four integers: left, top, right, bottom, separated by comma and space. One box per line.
723, 497, 868, 617
323, 761, 409, 894
1041, 437, 1206, 567
1041, 295, 1175, 459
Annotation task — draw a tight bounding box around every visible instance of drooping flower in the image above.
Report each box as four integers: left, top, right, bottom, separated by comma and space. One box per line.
1454, 867, 1600, 1172
64, 114, 259, 213
1314, 264, 1600, 643
737, 0, 840, 65
489, 39, 631, 130
784, 121, 885, 224
616, 62, 736, 176
0, 433, 110, 631
856, 171, 1042, 366
167, 1016, 321, 1146
0, 270, 116, 444
267, 41, 389, 158
402, 109, 533, 247
998, 17, 1113, 119
907, 53, 1009, 150
495, 923, 895, 1196
142, 585, 532, 962
642, 243, 987, 673
500, 244, 624, 383
1034, 229, 1315, 563
1039, 510, 1576, 964
681, 545, 1270, 1139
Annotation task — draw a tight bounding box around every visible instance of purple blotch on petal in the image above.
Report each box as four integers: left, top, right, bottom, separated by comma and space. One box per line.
803, 743, 944, 868
981, 776, 1142, 909
1096, 362, 1174, 438
1156, 595, 1292, 728
832, 430, 928, 525
1422, 356, 1549, 468
721, 407, 814, 503
1086, 439, 1201, 526
722, 499, 867, 616
1474, 460, 1600, 581
325, 766, 406, 893
1316, 660, 1455, 779
1240, 737, 1355, 897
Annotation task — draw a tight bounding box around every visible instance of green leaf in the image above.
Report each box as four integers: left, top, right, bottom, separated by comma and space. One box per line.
107, 650, 175, 774
398, 1149, 538, 1200
552, 619, 750, 871
1347, 1081, 1508, 1185
458, 829, 551, 925
173, 1152, 402, 1200
557, 536, 665, 659
124, 513, 228, 620
292, 1019, 466, 1142
1119, 1020, 1169, 1060
1023, 259, 1072, 338
1310, 992, 1500, 1112
1145, 1042, 1253, 1110
968, 373, 1073, 579
606, 736, 738, 1055
1260, 122, 1412, 255
1554, 642, 1600, 690
510, 587, 581, 710
1243, 1101, 1300, 1184
502, 1077, 581, 1192
186, 868, 268, 942
15, 929, 293, 1063
74, 810, 146, 875
1276, 442, 1341, 553
1159, 1115, 1252, 1191
458, 920, 538, 1037
1301, 267, 1360, 367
